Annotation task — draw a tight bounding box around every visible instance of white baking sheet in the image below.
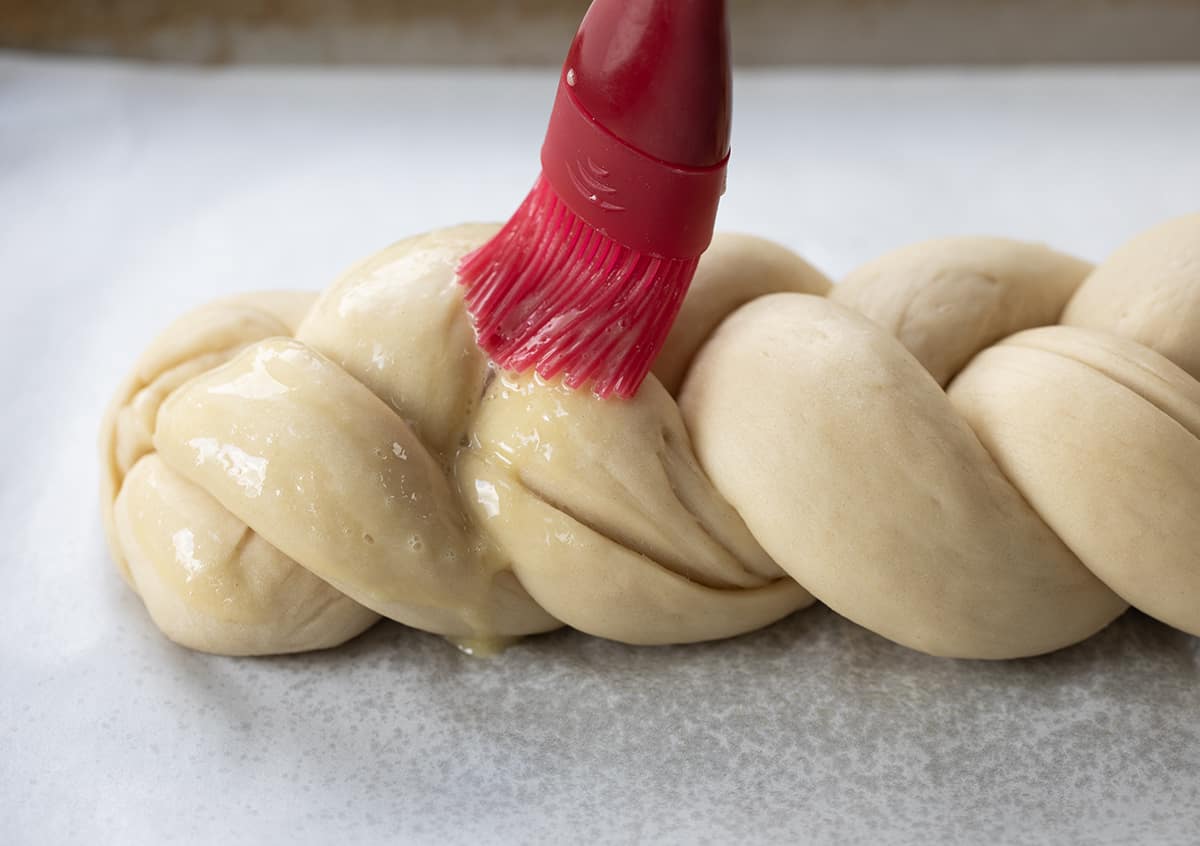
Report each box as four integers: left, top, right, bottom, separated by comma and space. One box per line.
2, 53, 1199, 845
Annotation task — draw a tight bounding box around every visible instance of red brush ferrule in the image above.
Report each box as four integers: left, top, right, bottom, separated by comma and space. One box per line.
540, 76, 728, 261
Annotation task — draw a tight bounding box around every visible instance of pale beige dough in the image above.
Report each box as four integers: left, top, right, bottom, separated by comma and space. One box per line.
461, 371, 810, 644
950, 326, 1200, 636
101, 215, 1200, 658
653, 233, 832, 393
100, 293, 380, 655
102, 230, 813, 654
832, 236, 1092, 385
1061, 213, 1200, 380
679, 295, 1127, 658
114, 454, 375, 656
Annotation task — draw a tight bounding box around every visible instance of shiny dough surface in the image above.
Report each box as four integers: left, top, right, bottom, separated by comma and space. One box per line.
99, 214, 1200, 658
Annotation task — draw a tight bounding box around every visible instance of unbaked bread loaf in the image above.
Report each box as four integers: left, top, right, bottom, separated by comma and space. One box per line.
99, 214, 1200, 658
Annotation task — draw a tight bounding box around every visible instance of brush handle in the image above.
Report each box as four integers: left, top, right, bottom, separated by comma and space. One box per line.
540, 0, 731, 260
565, 0, 731, 168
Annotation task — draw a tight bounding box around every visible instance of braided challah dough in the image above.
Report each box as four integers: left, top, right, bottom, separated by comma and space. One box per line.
100, 214, 1200, 658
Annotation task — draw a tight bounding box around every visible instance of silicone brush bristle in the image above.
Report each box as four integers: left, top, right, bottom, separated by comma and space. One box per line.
459, 175, 698, 398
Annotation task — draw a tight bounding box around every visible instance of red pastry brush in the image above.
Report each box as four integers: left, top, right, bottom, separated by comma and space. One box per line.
458, 0, 732, 398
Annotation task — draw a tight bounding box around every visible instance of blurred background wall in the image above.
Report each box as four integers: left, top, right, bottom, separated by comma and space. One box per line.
2, 0, 1199, 65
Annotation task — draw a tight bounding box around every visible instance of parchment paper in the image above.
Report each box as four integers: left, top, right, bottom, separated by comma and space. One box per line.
1, 54, 1198, 845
